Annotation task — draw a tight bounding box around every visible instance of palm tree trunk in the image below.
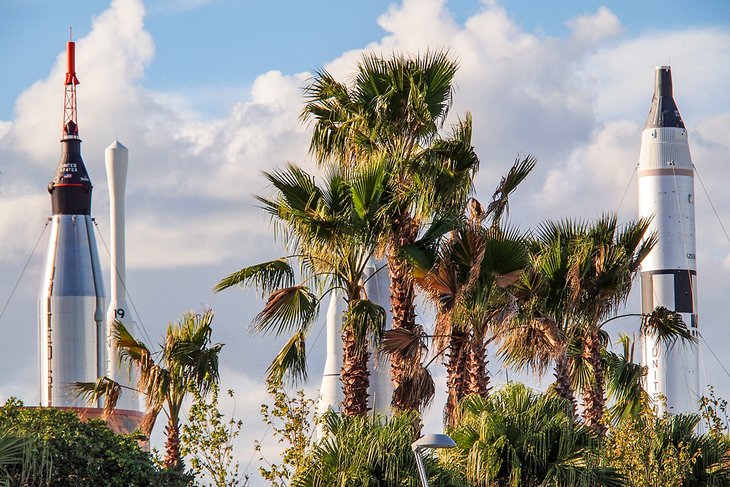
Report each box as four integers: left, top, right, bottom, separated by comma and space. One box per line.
164, 417, 182, 470
554, 351, 577, 417
582, 329, 607, 435
387, 210, 420, 411
444, 331, 469, 427
465, 338, 490, 398
341, 325, 370, 416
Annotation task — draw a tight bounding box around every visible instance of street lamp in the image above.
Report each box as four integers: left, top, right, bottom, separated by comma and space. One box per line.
411, 433, 456, 487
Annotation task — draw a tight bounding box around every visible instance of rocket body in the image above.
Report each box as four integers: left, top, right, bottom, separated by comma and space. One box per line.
639, 66, 700, 413
316, 290, 345, 438
316, 258, 393, 438
39, 136, 106, 407
363, 259, 393, 413
105, 141, 139, 411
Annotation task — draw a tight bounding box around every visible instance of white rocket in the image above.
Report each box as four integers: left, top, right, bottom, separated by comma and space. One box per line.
316, 259, 393, 437
39, 40, 107, 407
639, 66, 700, 413
316, 290, 345, 438
105, 141, 140, 412
363, 259, 393, 412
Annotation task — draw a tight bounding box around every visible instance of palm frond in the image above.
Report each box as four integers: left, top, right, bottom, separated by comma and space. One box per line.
380, 328, 426, 359
70, 376, 122, 421
604, 334, 646, 424
139, 404, 162, 437
266, 331, 308, 385
345, 299, 386, 348
112, 320, 156, 385
391, 365, 435, 411
641, 306, 697, 347
214, 258, 294, 295
252, 286, 318, 336
486, 154, 537, 226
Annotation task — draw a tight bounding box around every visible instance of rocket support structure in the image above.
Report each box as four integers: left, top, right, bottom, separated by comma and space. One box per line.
39, 39, 107, 407
639, 66, 700, 413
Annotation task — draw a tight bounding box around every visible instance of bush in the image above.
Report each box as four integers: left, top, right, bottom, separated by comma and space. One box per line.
292, 410, 466, 487
0, 398, 189, 486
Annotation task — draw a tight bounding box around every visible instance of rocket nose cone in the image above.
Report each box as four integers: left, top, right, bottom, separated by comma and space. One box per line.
655, 66, 673, 98
645, 66, 685, 129
106, 140, 128, 151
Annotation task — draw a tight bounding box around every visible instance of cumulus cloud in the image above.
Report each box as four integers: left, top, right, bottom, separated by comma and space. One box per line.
566, 6, 623, 45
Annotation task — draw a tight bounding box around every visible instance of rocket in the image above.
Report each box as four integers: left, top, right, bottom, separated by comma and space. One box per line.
316, 258, 393, 438
639, 66, 700, 413
363, 259, 393, 413
105, 141, 140, 412
39, 39, 107, 407
316, 290, 345, 438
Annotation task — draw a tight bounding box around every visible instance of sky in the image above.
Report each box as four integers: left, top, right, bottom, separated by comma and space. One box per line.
1, 0, 730, 482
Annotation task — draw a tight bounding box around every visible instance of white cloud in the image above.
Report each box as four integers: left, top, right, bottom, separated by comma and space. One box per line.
566, 6, 623, 45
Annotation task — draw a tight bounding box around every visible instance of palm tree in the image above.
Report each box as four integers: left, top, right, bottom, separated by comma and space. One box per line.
499, 215, 661, 433
569, 215, 655, 434
445, 383, 624, 487
496, 219, 582, 414
401, 220, 529, 426
74, 309, 223, 470
216, 163, 387, 416
301, 51, 480, 411
382, 156, 533, 425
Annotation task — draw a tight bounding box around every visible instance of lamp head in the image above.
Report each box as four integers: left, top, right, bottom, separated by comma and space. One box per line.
411, 433, 456, 451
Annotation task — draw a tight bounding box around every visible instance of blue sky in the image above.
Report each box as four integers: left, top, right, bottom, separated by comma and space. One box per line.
2, 0, 729, 118
1, 0, 730, 481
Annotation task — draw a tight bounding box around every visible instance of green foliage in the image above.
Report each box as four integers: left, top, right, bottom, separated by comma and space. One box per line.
699, 386, 729, 436
292, 411, 466, 487
256, 379, 314, 486
605, 397, 730, 486
0, 424, 51, 486
445, 383, 623, 486
0, 397, 187, 487
115, 308, 223, 471
180, 383, 247, 486
605, 406, 692, 487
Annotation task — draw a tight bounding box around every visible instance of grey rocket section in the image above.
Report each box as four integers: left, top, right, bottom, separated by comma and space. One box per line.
638, 66, 700, 413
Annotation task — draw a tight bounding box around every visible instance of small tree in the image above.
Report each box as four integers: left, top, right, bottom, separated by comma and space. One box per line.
605, 395, 730, 486
256, 379, 314, 486
180, 383, 247, 486
74, 309, 224, 471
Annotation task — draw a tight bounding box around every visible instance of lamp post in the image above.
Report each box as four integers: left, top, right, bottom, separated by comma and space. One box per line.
411, 433, 456, 487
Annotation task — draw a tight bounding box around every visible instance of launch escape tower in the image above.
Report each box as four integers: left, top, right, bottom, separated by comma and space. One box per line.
639, 66, 701, 413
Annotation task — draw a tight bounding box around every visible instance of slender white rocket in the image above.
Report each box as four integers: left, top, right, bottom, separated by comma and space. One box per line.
39, 39, 106, 407
363, 258, 393, 414
316, 290, 345, 439
105, 140, 140, 412
315, 258, 393, 438
639, 66, 700, 413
